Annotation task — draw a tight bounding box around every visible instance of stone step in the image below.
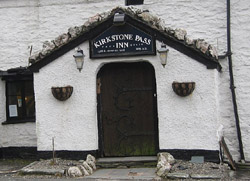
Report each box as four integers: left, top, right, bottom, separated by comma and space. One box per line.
96, 156, 157, 168
236, 162, 250, 170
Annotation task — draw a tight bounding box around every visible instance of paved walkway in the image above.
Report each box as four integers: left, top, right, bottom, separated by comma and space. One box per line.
85, 168, 161, 180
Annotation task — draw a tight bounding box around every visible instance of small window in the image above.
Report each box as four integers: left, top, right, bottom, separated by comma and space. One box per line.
6, 79, 35, 123
125, 0, 144, 6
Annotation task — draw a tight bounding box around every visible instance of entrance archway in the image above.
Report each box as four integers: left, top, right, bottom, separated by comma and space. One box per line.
97, 62, 159, 157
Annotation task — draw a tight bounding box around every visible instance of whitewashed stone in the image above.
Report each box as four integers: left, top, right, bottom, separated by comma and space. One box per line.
138, 12, 160, 27
54, 33, 70, 47
38, 52, 45, 59
79, 165, 89, 176
174, 28, 187, 41
83, 161, 93, 175
158, 152, 176, 165
156, 161, 171, 177
165, 27, 175, 35
158, 19, 166, 31
156, 152, 175, 177
99, 11, 111, 20
43, 40, 56, 50
185, 36, 195, 46
66, 166, 82, 177
87, 160, 96, 170
128, 6, 143, 15
208, 45, 218, 59
86, 154, 96, 170
68, 26, 82, 39
86, 154, 96, 163
80, 25, 88, 32
40, 41, 56, 56
195, 39, 209, 54
29, 53, 40, 64
88, 14, 101, 24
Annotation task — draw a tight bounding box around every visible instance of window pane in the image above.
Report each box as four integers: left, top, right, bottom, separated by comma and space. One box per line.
25, 81, 34, 95
25, 95, 35, 117
7, 82, 22, 96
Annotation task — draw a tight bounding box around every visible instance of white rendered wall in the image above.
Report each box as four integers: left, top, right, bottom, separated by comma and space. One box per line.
230, 1, 250, 160
0, 0, 250, 160
34, 41, 220, 152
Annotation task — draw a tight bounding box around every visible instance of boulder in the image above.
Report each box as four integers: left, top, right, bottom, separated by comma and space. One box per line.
68, 26, 82, 39
195, 39, 209, 54
208, 45, 218, 59
66, 166, 82, 177
156, 161, 171, 177
86, 154, 96, 164
174, 28, 187, 41
87, 160, 96, 170
54, 33, 70, 47
157, 152, 175, 165
156, 152, 175, 177
83, 161, 93, 175
185, 36, 195, 46
79, 165, 90, 176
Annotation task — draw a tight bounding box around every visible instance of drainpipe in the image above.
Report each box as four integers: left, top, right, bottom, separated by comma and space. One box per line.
226, 0, 245, 162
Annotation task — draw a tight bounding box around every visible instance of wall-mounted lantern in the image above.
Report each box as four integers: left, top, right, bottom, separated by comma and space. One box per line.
113, 12, 125, 26
73, 47, 85, 72
157, 43, 169, 68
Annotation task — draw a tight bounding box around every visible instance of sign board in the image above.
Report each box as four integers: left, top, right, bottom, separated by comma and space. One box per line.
90, 23, 156, 58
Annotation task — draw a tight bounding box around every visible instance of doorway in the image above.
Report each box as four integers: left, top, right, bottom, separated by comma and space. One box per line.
97, 62, 159, 157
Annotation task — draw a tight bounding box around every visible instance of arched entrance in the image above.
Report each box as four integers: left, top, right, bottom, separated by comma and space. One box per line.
97, 62, 159, 157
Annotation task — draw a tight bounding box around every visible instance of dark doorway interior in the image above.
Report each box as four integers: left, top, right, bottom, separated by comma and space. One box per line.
97, 62, 159, 157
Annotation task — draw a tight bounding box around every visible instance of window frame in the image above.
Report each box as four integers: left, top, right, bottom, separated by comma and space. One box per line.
2, 73, 35, 125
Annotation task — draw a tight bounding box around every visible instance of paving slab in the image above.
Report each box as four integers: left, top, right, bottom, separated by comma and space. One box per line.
85, 168, 161, 180
19, 161, 64, 176
190, 173, 221, 179
96, 156, 157, 168
20, 168, 64, 176
97, 156, 157, 163
167, 172, 190, 179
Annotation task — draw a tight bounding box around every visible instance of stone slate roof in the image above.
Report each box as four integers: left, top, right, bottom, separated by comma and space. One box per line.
28, 6, 221, 72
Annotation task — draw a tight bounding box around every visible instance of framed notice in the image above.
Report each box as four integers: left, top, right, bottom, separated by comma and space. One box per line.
9, 105, 18, 117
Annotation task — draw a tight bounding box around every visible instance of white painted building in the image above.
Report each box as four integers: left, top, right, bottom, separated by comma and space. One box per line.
0, 0, 249, 162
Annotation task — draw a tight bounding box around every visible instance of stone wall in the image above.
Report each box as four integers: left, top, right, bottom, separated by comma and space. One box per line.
0, 0, 249, 161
